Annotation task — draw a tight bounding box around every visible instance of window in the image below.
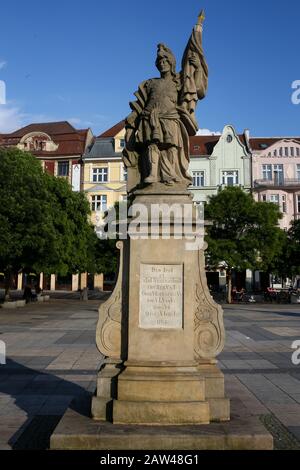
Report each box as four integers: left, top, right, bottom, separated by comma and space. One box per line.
91, 195, 107, 212
222, 171, 238, 186
285, 147, 289, 156
274, 149, 277, 157
297, 148, 300, 157
226, 135, 233, 143
120, 138, 125, 149
297, 165, 300, 181
193, 145, 200, 151
259, 143, 268, 149
273, 164, 284, 185
262, 194, 267, 202
92, 167, 108, 183
291, 147, 295, 157
279, 147, 283, 157
262, 164, 272, 180
269, 194, 279, 205
282, 195, 287, 213
57, 161, 69, 177
192, 171, 205, 187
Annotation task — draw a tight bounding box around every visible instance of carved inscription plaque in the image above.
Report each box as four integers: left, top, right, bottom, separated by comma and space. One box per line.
139, 264, 183, 329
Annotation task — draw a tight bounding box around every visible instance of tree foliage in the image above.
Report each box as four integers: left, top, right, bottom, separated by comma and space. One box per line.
204, 187, 284, 300
279, 220, 300, 279
0, 147, 98, 282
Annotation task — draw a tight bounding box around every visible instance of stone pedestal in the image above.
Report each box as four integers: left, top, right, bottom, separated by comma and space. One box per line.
50, 187, 273, 450
92, 188, 229, 425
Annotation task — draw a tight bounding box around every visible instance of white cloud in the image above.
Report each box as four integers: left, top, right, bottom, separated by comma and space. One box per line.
0, 105, 25, 132
0, 61, 7, 70
0, 104, 59, 133
0, 107, 96, 133
68, 117, 94, 128
196, 128, 221, 136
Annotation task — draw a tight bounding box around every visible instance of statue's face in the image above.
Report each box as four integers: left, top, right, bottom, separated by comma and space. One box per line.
157, 57, 171, 74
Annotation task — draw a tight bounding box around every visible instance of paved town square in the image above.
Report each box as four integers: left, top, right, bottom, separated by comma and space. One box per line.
0, 298, 299, 450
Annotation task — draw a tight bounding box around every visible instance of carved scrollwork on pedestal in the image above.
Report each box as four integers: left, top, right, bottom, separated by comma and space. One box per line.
96, 241, 124, 360
194, 250, 225, 360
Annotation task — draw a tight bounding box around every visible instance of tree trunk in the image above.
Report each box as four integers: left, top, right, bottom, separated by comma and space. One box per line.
227, 270, 232, 304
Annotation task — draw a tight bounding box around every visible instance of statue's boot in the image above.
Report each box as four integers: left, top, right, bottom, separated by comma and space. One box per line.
144, 145, 159, 183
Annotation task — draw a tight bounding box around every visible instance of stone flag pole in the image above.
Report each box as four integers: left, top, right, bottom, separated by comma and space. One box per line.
92, 10, 230, 425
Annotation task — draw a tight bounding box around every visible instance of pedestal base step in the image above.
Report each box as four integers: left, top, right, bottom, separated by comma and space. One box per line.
51, 406, 273, 450
113, 400, 210, 425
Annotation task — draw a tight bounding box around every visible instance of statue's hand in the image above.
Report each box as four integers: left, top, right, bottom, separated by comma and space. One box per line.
189, 53, 201, 69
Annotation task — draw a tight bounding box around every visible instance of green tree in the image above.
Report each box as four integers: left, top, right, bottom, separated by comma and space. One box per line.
0, 147, 98, 298
93, 200, 127, 278
284, 220, 300, 280
205, 186, 284, 303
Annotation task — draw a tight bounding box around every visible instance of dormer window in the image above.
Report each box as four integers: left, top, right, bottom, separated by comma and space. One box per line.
259, 143, 268, 149
193, 145, 200, 151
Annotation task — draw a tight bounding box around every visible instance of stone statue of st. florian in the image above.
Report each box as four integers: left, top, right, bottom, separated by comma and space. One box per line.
92, 9, 228, 429
123, 11, 208, 189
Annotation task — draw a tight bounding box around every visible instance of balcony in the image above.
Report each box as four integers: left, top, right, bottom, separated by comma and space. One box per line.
254, 179, 300, 189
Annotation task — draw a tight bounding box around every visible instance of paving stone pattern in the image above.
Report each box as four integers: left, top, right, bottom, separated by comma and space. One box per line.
0, 300, 300, 449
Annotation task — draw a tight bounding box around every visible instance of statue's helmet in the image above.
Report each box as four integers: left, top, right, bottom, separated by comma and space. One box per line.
155, 43, 176, 76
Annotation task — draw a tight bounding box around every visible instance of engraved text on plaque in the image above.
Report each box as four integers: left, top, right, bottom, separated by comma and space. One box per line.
139, 264, 183, 329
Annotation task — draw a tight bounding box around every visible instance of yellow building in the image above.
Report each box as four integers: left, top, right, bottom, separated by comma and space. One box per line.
83, 121, 127, 226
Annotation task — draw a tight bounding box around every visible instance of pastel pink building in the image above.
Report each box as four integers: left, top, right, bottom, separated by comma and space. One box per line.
251, 137, 300, 229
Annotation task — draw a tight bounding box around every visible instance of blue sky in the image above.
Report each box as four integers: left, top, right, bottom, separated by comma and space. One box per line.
0, 0, 299, 136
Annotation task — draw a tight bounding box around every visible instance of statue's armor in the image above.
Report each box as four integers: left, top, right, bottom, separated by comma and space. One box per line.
144, 78, 179, 117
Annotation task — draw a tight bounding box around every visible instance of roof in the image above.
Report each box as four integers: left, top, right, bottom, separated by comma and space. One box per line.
84, 137, 121, 159
0, 122, 92, 157
8, 121, 77, 137
190, 133, 248, 156
190, 135, 220, 156
98, 120, 125, 138
250, 137, 300, 151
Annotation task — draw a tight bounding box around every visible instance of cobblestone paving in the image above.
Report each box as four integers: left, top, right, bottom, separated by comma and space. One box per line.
0, 300, 299, 449
222, 304, 300, 448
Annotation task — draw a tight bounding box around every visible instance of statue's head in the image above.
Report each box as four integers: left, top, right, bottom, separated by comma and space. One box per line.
155, 43, 176, 76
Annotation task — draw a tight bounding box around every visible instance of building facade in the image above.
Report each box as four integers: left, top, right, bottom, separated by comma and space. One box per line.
251, 137, 300, 230
189, 125, 251, 204
3, 118, 299, 292
82, 121, 127, 228
0, 121, 94, 191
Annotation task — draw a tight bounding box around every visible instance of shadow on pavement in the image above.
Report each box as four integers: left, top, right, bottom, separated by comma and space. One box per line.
0, 358, 96, 449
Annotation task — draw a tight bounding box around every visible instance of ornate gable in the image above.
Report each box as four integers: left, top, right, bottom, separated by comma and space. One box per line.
18, 132, 59, 152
